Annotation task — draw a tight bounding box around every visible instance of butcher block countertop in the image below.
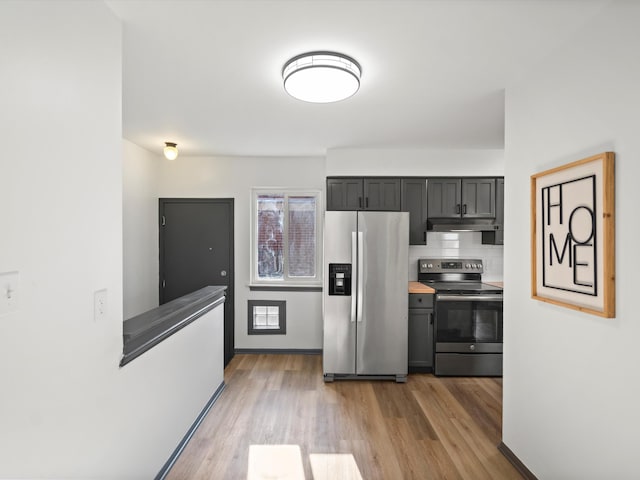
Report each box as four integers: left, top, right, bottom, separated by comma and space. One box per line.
484, 281, 504, 288
408, 281, 436, 294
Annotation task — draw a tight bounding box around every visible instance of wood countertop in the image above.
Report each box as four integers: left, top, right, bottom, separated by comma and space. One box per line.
408, 281, 436, 294
484, 281, 504, 288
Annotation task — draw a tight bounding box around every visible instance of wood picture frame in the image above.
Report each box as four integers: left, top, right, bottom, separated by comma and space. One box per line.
531, 152, 615, 318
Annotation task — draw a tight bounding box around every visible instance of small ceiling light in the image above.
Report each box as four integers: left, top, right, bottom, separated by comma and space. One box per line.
163, 142, 178, 160
282, 51, 361, 103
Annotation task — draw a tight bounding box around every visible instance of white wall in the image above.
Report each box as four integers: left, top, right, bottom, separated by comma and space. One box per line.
156, 155, 327, 350
326, 148, 505, 177
503, 1, 640, 478
123, 140, 159, 318
0, 3, 223, 478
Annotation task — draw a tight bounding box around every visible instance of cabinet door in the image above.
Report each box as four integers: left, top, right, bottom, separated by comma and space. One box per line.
494, 178, 504, 244
462, 178, 496, 218
401, 178, 427, 245
481, 177, 504, 245
364, 178, 401, 211
326, 178, 363, 210
408, 308, 434, 369
427, 178, 461, 218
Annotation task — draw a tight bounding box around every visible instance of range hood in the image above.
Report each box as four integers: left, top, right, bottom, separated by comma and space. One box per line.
427, 219, 501, 233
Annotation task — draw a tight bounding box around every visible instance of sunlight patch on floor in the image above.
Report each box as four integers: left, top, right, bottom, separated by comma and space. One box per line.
247, 446, 364, 480
248, 445, 305, 480
309, 453, 363, 480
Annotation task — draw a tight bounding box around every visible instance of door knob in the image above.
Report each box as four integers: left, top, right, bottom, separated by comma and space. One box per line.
220, 270, 227, 277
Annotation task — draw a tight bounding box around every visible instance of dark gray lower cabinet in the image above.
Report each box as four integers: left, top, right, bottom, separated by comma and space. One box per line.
408, 293, 434, 372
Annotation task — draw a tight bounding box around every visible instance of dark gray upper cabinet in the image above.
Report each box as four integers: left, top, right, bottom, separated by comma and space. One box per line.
328, 176, 503, 245
462, 178, 496, 218
326, 177, 400, 211
496, 177, 504, 226
364, 178, 401, 211
427, 177, 496, 219
401, 178, 427, 245
326, 178, 363, 210
482, 178, 504, 245
426, 178, 462, 218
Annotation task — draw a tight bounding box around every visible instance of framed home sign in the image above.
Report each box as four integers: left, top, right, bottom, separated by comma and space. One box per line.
531, 152, 615, 318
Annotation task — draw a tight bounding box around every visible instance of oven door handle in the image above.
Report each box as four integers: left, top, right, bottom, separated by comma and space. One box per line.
436, 294, 503, 302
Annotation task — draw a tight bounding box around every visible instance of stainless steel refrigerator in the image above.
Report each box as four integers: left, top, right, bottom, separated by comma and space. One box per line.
323, 211, 409, 382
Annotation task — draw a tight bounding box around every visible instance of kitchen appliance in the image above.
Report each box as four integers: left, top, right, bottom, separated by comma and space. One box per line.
323, 211, 409, 383
418, 258, 503, 376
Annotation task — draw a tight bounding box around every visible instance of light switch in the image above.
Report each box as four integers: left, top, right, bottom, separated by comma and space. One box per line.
0, 271, 19, 317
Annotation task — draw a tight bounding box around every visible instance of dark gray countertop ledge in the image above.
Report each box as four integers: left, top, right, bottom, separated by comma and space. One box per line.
121, 285, 226, 367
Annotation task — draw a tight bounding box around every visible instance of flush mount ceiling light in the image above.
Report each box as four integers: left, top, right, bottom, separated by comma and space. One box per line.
282, 51, 361, 103
163, 142, 178, 160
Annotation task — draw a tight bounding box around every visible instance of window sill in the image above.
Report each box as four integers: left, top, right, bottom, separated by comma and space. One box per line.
121, 285, 226, 367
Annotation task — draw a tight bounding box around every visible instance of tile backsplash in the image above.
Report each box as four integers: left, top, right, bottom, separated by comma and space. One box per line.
408, 232, 504, 281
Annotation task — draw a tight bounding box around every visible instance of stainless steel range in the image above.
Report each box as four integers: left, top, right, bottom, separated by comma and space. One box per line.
418, 258, 503, 376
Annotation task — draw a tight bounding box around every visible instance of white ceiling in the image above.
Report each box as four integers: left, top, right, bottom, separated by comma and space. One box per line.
106, 0, 607, 158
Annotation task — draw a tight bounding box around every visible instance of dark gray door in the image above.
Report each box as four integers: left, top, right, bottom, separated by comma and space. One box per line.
159, 198, 234, 366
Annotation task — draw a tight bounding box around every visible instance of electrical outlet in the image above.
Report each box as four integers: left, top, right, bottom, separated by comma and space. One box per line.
94, 289, 107, 322
0, 271, 19, 317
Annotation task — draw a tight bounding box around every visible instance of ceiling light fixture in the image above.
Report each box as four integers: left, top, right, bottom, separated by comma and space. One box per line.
282, 51, 361, 103
163, 142, 178, 160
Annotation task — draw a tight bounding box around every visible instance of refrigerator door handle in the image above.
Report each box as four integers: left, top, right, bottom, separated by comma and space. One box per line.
357, 231, 364, 323
350, 232, 357, 323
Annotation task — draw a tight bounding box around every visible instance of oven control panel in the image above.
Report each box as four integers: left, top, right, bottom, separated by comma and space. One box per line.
419, 258, 484, 274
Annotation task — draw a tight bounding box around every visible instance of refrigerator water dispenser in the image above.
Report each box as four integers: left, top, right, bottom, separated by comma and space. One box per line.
328, 263, 352, 296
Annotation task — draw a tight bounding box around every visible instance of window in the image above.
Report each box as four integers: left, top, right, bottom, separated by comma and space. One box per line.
248, 300, 286, 335
251, 189, 322, 286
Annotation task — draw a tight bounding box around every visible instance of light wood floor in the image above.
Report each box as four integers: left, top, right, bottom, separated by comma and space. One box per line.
166, 354, 521, 480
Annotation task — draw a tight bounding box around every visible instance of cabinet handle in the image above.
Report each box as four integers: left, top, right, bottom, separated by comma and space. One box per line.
423, 231, 426, 242
456, 204, 461, 214
463, 204, 467, 214
365, 197, 369, 208
429, 313, 433, 325
358, 197, 363, 209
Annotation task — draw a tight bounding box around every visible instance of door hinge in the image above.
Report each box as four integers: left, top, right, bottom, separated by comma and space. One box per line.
161, 215, 166, 226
